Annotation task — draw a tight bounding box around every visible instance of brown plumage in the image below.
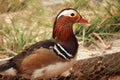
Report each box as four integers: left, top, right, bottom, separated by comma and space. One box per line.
0, 8, 88, 80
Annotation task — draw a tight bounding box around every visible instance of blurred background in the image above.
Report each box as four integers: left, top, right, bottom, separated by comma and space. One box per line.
0, 0, 120, 58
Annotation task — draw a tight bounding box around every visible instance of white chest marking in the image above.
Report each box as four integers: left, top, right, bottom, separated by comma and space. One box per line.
53, 44, 73, 61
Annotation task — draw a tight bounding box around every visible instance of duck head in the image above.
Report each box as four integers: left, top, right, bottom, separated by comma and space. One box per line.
53, 8, 88, 42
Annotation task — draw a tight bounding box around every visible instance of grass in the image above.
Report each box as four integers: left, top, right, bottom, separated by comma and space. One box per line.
0, 19, 37, 55
0, 0, 120, 56
74, 0, 120, 45
0, 0, 53, 55
0, 0, 29, 13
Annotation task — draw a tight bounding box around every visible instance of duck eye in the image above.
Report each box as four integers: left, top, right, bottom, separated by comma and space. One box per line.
70, 13, 75, 16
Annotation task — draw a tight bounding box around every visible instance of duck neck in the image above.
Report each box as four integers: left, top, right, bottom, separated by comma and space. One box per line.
53, 20, 78, 57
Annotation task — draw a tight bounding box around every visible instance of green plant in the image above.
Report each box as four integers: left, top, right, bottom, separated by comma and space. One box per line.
74, 0, 120, 45
0, 17, 38, 55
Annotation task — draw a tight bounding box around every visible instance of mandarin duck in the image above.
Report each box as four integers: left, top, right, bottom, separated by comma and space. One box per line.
0, 8, 88, 80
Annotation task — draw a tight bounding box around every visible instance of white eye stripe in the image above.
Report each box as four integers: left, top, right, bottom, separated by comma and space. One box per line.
57, 10, 77, 20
